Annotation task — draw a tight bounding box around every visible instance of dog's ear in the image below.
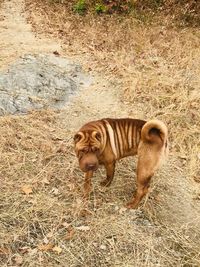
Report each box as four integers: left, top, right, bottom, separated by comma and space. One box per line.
74, 133, 82, 144
95, 132, 101, 141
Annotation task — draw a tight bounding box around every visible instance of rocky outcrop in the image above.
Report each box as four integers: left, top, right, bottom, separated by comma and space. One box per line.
0, 54, 91, 115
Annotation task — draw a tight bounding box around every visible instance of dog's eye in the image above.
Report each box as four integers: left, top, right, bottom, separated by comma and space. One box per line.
78, 150, 85, 159
92, 147, 99, 152
74, 133, 82, 143
81, 148, 88, 153
95, 132, 101, 141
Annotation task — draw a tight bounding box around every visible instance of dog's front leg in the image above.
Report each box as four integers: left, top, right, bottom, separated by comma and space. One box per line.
83, 170, 93, 199
100, 161, 116, 187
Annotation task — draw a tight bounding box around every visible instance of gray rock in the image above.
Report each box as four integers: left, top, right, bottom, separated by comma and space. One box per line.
0, 54, 91, 115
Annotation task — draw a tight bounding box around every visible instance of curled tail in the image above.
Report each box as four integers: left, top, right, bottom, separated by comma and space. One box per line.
141, 119, 168, 145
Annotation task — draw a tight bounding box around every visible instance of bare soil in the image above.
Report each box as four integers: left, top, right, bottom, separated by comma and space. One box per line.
0, 0, 61, 70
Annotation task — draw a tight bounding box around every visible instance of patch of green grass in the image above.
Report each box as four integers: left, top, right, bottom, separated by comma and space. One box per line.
95, 3, 107, 14
74, 0, 86, 15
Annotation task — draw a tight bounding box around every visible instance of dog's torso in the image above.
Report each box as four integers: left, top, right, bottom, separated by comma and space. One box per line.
79, 118, 146, 164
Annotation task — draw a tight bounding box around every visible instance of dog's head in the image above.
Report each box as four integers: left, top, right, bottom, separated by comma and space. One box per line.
74, 129, 102, 172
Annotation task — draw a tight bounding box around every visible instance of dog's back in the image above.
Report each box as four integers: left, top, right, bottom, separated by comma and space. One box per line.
102, 118, 168, 160
102, 118, 146, 159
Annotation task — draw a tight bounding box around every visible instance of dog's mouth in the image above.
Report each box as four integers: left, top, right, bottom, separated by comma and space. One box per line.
80, 163, 99, 173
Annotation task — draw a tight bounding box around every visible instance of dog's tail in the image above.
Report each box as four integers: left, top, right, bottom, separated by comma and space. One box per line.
141, 120, 168, 145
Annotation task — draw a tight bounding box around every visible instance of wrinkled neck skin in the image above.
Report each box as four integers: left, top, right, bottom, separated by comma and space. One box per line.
97, 132, 119, 165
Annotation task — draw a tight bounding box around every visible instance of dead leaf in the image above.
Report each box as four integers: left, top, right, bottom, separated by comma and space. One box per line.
0, 247, 9, 255
154, 193, 163, 202
14, 255, 23, 265
75, 225, 90, 231
38, 243, 53, 252
42, 177, 50, 185
62, 222, 70, 228
52, 246, 62, 254
21, 185, 33, 195
19, 246, 29, 254
65, 227, 75, 240
79, 209, 92, 217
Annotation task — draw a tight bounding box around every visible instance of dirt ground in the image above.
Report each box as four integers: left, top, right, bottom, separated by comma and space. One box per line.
0, 0, 200, 266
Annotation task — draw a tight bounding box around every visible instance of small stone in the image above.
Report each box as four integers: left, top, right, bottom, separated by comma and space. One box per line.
100, 244, 107, 250
43, 237, 49, 244
51, 187, 59, 195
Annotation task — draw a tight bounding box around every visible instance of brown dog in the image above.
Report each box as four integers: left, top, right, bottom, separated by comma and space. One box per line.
74, 118, 168, 209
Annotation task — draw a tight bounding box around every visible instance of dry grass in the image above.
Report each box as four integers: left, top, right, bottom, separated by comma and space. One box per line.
0, 110, 200, 266
0, 0, 200, 266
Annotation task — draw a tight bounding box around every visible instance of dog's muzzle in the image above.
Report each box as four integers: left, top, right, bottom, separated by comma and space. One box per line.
85, 163, 98, 172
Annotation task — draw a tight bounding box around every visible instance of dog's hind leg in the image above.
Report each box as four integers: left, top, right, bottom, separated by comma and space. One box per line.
100, 161, 116, 187
126, 149, 158, 209
126, 171, 152, 209
126, 141, 162, 209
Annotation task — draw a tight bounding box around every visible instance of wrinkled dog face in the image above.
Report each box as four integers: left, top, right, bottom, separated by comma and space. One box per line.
74, 130, 102, 172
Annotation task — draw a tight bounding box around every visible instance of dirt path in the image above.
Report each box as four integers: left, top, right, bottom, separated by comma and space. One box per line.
0, 0, 61, 70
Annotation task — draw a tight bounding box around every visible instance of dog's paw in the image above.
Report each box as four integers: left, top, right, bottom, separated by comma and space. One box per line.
100, 179, 111, 187
125, 201, 138, 209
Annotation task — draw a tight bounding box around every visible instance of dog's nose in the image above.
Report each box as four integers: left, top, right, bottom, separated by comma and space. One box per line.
86, 164, 96, 171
